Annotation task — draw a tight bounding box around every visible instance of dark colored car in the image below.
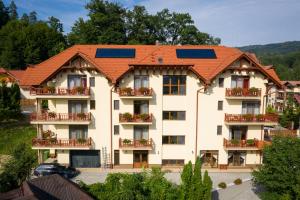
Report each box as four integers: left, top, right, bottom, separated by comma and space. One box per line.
33, 163, 79, 178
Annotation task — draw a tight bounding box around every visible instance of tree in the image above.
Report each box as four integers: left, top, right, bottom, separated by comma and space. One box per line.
0, 142, 37, 192
181, 161, 193, 199
28, 11, 37, 24
8, 0, 17, 20
0, 82, 21, 120
279, 96, 300, 129
68, 1, 220, 45
252, 136, 300, 199
0, 20, 66, 69
0, 0, 9, 29
48, 16, 63, 33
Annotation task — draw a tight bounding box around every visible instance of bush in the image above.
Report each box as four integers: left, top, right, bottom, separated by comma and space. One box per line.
234, 178, 242, 185
218, 182, 227, 189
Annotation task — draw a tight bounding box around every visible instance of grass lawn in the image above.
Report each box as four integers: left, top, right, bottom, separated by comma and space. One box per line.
0, 121, 36, 155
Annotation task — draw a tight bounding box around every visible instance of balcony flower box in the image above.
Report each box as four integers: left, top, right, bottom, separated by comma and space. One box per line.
120, 87, 133, 96
138, 87, 151, 96
48, 112, 57, 118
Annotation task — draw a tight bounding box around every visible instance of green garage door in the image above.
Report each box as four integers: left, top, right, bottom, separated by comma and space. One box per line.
70, 150, 100, 168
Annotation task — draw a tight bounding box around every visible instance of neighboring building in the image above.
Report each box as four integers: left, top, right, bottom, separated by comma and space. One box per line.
0, 67, 35, 113
0, 174, 93, 200
18, 45, 282, 169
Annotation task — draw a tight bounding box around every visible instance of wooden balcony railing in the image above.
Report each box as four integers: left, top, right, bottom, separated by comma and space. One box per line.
119, 138, 153, 149
225, 88, 261, 97
32, 137, 92, 148
30, 112, 91, 122
223, 138, 260, 148
269, 130, 297, 137
224, 114, 278, 123
118, 87, 153, 97
119, 113, 153, 123
30, 87, 90, 96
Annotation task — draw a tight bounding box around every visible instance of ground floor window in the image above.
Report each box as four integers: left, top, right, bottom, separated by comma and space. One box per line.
200, 150, 218, 168
114, 150, 120, 165
162, 159, 184, 166
228, 151, 246, 166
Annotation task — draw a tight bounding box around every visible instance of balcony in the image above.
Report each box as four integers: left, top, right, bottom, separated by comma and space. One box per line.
30, 112, 91, 125
225, 88, 261, 100
224, 114, 278, 125
32, 137, 93, 150
119, 113, 153, 125
223, 138, 264, 150
30, 87, 90, 99
119, 138, 153, 150
118, 87, 153, 99
269, 130, 297, 137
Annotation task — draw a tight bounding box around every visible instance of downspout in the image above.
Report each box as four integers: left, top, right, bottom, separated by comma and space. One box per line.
195, 84, 207, 162
110, 85, 114, 168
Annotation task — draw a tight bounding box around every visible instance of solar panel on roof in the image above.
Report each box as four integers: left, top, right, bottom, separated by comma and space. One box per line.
95, 48, 135, 58
176, 49, 216, 59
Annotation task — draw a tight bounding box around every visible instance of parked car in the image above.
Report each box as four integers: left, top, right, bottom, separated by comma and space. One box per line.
34, 163, 79, 178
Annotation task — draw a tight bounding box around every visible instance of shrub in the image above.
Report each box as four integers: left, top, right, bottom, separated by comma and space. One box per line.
234, 178, 242, 185
218, 182, 227, 189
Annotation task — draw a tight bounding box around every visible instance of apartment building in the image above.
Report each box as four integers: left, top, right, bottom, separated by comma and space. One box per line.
19, 45, 282, 169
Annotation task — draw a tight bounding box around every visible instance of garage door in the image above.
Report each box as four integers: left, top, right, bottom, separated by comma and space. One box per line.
70, 150, 100, 168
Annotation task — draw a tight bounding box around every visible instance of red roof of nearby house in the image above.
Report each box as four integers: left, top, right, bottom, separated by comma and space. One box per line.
282, 81, 300, 86
19, 45, 282, 87
8, 70, 25, 81
0, 67, 7, 73
294, 94, 300, 104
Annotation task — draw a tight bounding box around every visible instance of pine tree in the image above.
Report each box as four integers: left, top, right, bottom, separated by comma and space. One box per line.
202, 170, 212, 200
191, 157, 203, 199
180, 161, 193, 199
8, 0, 17, 20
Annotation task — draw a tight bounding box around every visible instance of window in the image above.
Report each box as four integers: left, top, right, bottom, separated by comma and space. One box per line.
218, 78, 224, 88
114, 125, 119, 135
218, 101, 223, 110
163, 111, 186, 120
68, 100, 87, 113
68, 75, 87, 88
89, 77, 95, 87
231, 76, 249, 89
134, 75, 149, 89
162, 136, 185, 144
163, 75, 186, 95
162, 159, 184, 166
242, 101, 260, 114
134, 126, 149, 140
134, 100, 149, 114
69, 125, 88, 139
114, 150, 120, 165
114, 100, 119, 110
90, 100, 95, 110
217, 125, 222, 135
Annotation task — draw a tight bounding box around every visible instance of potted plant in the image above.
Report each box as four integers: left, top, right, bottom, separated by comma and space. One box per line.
232, 87, 243, 96
122, 112, 132, 121
242, 114, 254, 121
76, 86, 85, 94
246, 139, 255, 146
77, 138, 87, 144
256, 114, 264, 121
43, 86, 55, 94
139, 113, 149, 121
230, 139, 240, 146
139, 138, 148, 145
48, 112, 57, 118
123, 139, 131, 145
42, 130, 54, 139
120, 87, 133, 96
77, 113, 86, 120
248, 87, 259, 95
139, 87, 150, 95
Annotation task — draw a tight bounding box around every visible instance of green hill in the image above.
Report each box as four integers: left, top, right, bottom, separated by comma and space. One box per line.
238, 41, 300, 81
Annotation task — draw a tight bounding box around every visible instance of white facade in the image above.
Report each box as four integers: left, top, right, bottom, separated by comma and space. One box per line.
30, 55, 278, 169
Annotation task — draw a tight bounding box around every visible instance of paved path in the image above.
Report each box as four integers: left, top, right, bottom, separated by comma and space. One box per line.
73, 171, 252, 189
212, 180, 261, 200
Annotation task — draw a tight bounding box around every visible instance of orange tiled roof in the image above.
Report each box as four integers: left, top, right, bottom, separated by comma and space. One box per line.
282, 81, 300, 86
20, 45, 282, 87
8, 70, 25, 81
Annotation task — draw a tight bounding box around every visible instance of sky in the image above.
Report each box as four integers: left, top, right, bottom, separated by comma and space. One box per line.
4, 0, 300, 47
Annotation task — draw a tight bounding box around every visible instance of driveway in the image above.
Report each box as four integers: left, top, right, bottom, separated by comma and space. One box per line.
73, 171, 252, 189
212, 180, 262, 200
